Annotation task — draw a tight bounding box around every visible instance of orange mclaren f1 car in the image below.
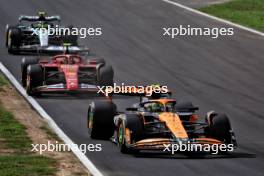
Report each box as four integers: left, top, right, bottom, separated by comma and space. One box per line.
87, 92, 237, 154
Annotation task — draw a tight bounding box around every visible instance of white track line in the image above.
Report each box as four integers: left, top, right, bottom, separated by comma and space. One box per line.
162, 0, 264, 37
0, 62, 103, 176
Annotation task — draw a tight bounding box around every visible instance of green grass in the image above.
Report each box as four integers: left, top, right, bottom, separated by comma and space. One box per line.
0, 105, 32, 153
0, 74, 57, 176
200, 0, 264, 32
0, 74, 8, 91
0, 104, 57, 175
0, 155, 56, 176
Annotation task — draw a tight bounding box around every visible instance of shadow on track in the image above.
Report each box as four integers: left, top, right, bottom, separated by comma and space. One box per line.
131, 151, 256, 159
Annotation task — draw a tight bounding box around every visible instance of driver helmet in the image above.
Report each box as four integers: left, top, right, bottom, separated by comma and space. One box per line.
38, 11, 47, 21
146, 102, 163, 112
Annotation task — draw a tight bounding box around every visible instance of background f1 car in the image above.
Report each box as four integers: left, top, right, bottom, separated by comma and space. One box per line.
21, 50, 114, 96
87, 92, 237, 154
5, 11, 78, 54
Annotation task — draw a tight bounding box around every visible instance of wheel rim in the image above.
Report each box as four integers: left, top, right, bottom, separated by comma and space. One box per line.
5, 25, 9, 46
118, 124, 124, 145
7, 30, 12, 48
88, 109, 94, 130
26, 75, 31, 93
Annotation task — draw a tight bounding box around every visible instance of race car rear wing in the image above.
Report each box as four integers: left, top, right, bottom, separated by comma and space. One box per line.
45, 45, 90, 55
16, 45, 90, 55
19, 15, 61, 22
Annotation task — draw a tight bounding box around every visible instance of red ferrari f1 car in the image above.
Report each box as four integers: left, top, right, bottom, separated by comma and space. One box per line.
21, 50, 113, 96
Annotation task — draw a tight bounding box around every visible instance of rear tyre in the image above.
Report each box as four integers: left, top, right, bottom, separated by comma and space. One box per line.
174, 101, 197, 131
7, 28, 21, 54
174, 101, 197, 112
26, 65, 43, 96
98, 65, 114, 87
21, 58, 39, 87
205, 113, 232, 144
87, 100, 116, 139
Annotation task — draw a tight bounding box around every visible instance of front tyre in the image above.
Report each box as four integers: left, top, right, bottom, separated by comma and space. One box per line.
87, 100, 116, 139
26, 65, 43, 96
21, 58, 39, 87
7, 28, 21, 54
205, 112, 233, 144
117, 114, 143, 154
5, 24, 10, 47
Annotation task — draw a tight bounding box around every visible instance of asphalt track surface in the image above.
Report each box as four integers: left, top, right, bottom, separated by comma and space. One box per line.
1, 0, 264, 175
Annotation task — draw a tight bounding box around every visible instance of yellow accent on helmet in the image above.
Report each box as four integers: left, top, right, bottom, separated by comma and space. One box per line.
38, 11, 46, 17
63, 43, 72, 47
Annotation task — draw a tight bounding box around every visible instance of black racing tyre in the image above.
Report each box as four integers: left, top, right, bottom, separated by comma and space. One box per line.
205, 113, 232, 144
118, 114, 143, 154
175, 102, 198, 130
5, 24, 13, 47
26, 65, 43, 96
87, 100, 116, 139
5, 24, 9, 47
98, 65, 114, 87
125, 114, 143, 141
117, 121, 130, 154
21, 58, 39, 87
7, 28, 21, 54
174, 101, 197, 112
